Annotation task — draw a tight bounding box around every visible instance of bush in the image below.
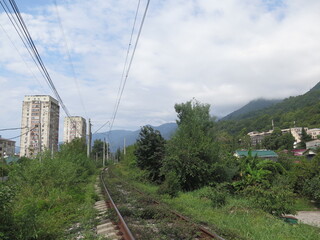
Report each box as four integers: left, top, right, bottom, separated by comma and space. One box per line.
199, 186, 228, 208
157, 171, 180, 198
303, 175, 320, 205
243, 185, 296, 216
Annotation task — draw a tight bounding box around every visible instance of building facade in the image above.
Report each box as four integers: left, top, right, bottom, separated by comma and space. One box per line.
0, 136, 15, 158
307, 128, 320, 140
63, 116, 86, 143
19, 95, 60, 157
248, 130, 273, 146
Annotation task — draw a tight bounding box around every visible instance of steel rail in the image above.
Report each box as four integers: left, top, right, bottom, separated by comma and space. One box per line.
107, 169, 226, 240
100, 168, 135, 240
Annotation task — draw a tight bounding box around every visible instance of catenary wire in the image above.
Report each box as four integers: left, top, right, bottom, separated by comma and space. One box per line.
53, 0, 88, 119
2, 0, 84, 137
109, 0, 141, 130
0, 21, 46, 92
0, 1, 50, 92
6, 0, 71, 117
108, 0, 150, 135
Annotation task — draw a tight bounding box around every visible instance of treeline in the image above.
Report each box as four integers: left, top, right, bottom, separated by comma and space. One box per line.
0, 139, 97, 240
124, 99, 320, 217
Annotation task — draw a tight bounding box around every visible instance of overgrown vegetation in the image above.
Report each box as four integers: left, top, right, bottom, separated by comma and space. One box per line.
125, 98, 320, 239
0, 138, 98, 240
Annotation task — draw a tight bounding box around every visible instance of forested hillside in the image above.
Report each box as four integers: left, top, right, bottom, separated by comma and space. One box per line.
222, 98, 282, 121
217, 82, 320, 134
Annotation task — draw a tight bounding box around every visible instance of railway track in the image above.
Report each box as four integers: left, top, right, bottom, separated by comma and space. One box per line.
99, 168, 226, 240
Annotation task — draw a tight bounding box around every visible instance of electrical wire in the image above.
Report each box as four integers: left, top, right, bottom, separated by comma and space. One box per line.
4, 0, 71, 117
0, 22, 46, 92
0, 127, 27, 131
108, 0, 150, 134
1, 0, 84, 137
7, 126, 37, 140
93, 0, 144, 135
109, 0, 141, 130
53, 0, 88, 119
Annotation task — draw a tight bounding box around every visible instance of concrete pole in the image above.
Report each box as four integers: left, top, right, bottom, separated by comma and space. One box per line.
123, 137, 126, 155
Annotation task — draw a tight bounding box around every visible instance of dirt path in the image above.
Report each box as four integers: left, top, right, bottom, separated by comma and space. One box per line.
289, 211, 320, 227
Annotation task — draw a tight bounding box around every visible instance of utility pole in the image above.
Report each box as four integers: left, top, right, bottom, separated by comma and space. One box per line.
123, 137, 126, 156
103, 138, 106, 167
87, 118, 92, 158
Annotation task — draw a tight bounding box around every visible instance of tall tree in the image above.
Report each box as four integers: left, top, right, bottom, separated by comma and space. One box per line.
92, 139, 104, 159
162, 100, 218, 191
134, 126, 166, 183
298, 127, 312, 148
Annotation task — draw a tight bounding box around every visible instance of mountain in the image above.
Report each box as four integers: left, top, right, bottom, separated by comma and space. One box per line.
92, 122, 177, 152
222, 98, 282, 121
217, 81, 320, 134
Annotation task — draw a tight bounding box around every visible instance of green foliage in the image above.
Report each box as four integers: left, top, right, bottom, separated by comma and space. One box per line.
243, 185, 296, 216
262, 127, 295, 150
157, 171, 181, 197
216, 87, 320, 135
1, 138, 97, 240
92, 139, 104, 159
290, 157, 320, 194
297, 127, 313, 148
162, 99, 218, 191
234, 154, 285, 190
302, 175, 320, 205
199, 186, 228, 208
0, 184, 15, 239
134, 125, 166, 183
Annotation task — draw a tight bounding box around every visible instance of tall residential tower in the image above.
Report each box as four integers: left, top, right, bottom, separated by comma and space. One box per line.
63, 116, 86, 143
20, 95, 60, 157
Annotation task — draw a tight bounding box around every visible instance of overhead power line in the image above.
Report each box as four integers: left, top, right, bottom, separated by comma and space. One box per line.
0, 127, 27, 131
108, 0, 150, 135
0, 0, 72, 118
53, 0, 88, 119
7, 126, 37, 140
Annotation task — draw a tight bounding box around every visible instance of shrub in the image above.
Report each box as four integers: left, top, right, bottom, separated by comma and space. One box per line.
157, 171, 180, 198
243, 185, 296, 216
303, 175, 320, 205
199, 186, 228, 208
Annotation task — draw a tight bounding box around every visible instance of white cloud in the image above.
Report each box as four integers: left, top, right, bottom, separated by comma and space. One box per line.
0, 0, 320, 141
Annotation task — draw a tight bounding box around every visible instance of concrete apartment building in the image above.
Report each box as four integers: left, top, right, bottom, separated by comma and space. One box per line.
0, 136, 15, 158
19, 95, 60, 157
63, 116, 86, 143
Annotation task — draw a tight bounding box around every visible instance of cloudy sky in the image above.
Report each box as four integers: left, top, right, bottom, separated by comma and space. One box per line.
1, 0, 320, 142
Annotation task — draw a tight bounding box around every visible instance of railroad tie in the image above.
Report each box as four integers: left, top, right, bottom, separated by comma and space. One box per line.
94, 179, 121, 240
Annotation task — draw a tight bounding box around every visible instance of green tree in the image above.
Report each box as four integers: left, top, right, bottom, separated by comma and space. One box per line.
262, 128, 294, 150
298, 127, 312, 148
162, 100, 218, 191
92, 139, 104, 159
134, 126, 166, 183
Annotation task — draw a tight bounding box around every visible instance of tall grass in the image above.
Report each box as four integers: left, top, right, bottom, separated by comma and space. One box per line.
111, 162, 320, 240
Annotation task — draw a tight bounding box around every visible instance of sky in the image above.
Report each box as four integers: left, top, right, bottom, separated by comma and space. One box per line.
0, 0, 320, 143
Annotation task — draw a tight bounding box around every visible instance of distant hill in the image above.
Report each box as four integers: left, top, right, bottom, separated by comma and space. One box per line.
92, 122, 177, 152
222, 98, 282, 121
217, 81, 320, 134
